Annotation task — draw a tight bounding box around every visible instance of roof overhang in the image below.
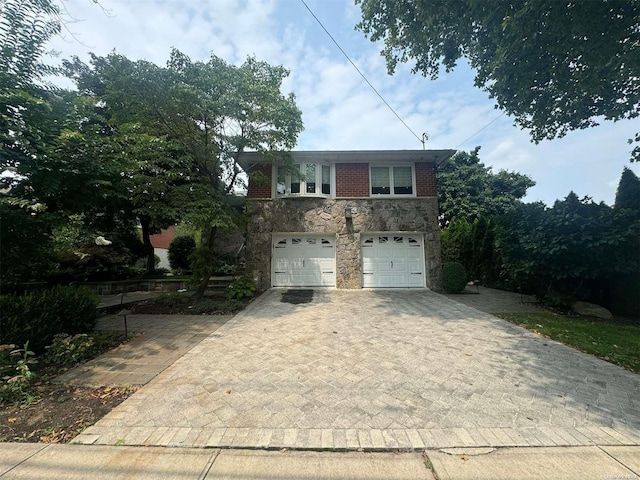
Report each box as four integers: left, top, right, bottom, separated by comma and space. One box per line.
237, 149, 456, 172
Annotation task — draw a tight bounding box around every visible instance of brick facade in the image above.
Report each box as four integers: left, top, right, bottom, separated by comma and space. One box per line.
246, 164, 272, 199
415, 162, 438, 197
335, 163, 370, 198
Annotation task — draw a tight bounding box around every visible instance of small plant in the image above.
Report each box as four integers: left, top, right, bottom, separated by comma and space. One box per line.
226, 276, 256, 300
190, 299, 245, 314
190, 300, 218, 314
212, 259, 237, 276
154, 293, 186, 308
45, 333, 95, 366
0, 342, 38, 405
442, 262, 468, 293
218, 299, 246, 312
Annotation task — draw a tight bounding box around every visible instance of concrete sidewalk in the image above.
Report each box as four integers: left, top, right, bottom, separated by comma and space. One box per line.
1, 444, 639, 479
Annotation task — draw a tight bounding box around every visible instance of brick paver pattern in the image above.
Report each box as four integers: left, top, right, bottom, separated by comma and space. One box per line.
75, 290, 640, 450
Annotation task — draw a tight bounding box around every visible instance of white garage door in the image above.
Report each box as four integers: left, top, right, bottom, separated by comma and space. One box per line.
272, 235, 336, 287
361, 234, 425, 288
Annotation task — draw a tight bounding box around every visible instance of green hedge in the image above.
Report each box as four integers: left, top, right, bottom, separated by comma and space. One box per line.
442, 262, 468, 294
0, 286, 99, 352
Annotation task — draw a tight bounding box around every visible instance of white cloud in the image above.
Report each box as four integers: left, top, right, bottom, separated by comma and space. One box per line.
42, 0, 640, 206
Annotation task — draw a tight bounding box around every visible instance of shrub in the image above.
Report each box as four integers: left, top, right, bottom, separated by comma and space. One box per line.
442, 262, 468, 293
226, 276, 256, 300
190, 299, 245, 314
0, 287, 99, 352
153, 293, 186, 308
168, 236, 196, 272
45, 333, 94, 366
212, 258, 237, 276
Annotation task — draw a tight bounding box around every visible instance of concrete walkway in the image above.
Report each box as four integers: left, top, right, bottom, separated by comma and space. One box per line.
73, 289, 640, 450
55, 315, 232, 388
442, 285, 541, 315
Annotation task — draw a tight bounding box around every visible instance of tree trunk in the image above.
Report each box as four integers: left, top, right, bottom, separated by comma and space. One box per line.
194, 225, 218, 299
139, 216, 155, 275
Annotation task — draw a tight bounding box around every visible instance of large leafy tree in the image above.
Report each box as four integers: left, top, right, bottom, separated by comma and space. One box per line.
437, 147, 534, 228
1, 0, 63, 185
0, 0, 69, 289
495, 192, 639, 306
357, 0, 640, 161
65, 50, 304, 294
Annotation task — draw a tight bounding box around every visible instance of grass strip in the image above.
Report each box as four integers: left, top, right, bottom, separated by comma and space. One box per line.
495, 311, 640, 373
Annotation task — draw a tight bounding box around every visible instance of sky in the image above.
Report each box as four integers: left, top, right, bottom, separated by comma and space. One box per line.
45, 0, 640, 206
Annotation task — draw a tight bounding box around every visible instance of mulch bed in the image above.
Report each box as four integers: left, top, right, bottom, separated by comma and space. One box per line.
0, 384, 137, 443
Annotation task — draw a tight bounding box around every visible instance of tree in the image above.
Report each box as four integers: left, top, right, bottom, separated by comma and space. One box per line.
357, 0, 640, 161
611, 167, 640, 316
66, 50, 304, 295
437, 147, 534, 228
1, 0, 67, 290
494, 193, 639, 305
614, 167, 640, 213
1, 0, 62, 182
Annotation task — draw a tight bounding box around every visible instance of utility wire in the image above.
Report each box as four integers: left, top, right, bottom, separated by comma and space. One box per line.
455, 112, 505, 149
299, 0, 425, 147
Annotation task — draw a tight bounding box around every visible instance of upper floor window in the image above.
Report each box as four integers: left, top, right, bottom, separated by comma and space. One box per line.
276, 163, 332, 197
370, 166, 415, 196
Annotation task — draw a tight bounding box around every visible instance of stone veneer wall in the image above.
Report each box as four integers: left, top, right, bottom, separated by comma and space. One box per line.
246, 197, 441, 291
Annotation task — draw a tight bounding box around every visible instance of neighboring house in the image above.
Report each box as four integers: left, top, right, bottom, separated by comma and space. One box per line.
238, 150, 455, 291
149, 225, 176, 270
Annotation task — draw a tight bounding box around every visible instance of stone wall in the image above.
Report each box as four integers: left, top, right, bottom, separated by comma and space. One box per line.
246, 198, 442, 291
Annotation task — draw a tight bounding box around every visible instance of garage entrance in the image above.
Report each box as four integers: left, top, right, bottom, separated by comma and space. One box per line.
361, 234, 425, 288
272, 235, 336, 287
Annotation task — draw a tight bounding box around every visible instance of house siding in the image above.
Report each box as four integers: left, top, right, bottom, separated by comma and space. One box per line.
335, 163, 370, 198
246, 164, 273, 199
245, 198, 442, 291
415, 162, 438, 197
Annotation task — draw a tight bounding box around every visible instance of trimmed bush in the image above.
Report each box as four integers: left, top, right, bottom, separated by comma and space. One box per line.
0, 287, 99, 352
442, 262, 468, 293
168, 236, 196, 272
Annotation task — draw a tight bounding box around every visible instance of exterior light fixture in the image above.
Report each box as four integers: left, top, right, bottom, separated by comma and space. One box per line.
345, 207, 352, 219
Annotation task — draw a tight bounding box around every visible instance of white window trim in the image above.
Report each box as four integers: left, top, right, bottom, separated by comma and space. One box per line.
369, 164, 417, 197
273, 162, 334, 198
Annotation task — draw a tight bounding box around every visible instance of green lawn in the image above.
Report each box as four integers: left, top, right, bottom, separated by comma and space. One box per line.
494, 311, 640, 374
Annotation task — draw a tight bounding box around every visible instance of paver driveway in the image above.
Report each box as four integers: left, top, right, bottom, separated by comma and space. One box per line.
75, 289, 640, 450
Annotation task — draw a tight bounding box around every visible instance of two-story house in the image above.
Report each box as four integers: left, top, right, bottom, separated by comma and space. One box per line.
238, 150, 455, 291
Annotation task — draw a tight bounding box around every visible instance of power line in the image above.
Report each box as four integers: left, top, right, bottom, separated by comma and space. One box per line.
299, 0, 425, 147
455, 112, 505, 149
